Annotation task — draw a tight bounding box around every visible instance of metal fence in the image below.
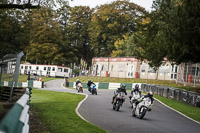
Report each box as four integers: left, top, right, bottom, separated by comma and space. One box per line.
141, 84, 200, 108
0, 51, 24, 101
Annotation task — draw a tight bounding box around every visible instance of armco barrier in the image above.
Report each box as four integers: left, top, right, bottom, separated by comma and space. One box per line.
98, 83, 109, 89
141, 84, 146, 92
125, 83, 132, 90
142, 84, 200, 108
174, 89, 181, 101
168, 88, 176, 99
196, 95, 200, 107
187, 92, 197, 106
1, 81, 43, 89
158, 86, 164, 96
69, 82, 74, 87
163, 87, 169, 98
82, 83, 88, 88
0, 88, 31, 133
180, 90, 189, 103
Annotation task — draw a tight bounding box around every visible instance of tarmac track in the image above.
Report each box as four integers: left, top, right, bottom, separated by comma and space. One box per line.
44, 79, 200, 133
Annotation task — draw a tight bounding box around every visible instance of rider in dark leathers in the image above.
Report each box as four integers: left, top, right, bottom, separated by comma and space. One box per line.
76, 79, 81, 90
87, 79, 95, 92
112, 83, 127, 104
129, 84, 141, 99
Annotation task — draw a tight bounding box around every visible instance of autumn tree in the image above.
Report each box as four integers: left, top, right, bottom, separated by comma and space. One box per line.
89, 0, 146, 57
125, 0, 200, 68
66, 6, 94, 64
25, 7, 65, 65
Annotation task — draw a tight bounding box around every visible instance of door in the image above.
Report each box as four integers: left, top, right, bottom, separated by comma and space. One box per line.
128, 64, 134, 78
171, 65, 178, 80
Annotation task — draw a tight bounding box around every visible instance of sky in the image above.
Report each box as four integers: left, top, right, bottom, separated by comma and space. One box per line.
69, 0, 154, 11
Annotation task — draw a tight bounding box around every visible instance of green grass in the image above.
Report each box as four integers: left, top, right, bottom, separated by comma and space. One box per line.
18, 75, 62, 82
154, 94, 200, 122
69, 76, 200, 93
0, 74, 62, 82
31, 89, 106, 133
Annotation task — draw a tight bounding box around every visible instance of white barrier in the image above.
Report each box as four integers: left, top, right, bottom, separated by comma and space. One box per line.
22, 82, 28, 87
109, 83, 121, 90
33, 81, 42, 88
4, 81, 8, 86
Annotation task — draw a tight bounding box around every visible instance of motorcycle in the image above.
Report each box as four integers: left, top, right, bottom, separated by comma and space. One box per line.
90, 84, 97, 95
76, 83, 83, 93
112, 92, 126, 111
132, 97, 152, 119
130, 91, 141, 108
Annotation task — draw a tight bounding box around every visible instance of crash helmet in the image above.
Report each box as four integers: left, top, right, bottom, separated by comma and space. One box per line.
134, 84, 139, 91
148, 91, 153, 97
76, 79, 79, 82
88, 79, 91, 82
120, 83, 126, 89
135, 84, 139, 89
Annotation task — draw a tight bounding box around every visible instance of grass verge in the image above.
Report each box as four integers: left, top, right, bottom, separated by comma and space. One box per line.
154, 94, 200, 122
30, 89, 106, 133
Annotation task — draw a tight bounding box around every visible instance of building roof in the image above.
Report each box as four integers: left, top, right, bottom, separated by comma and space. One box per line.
21, 63, 70, 68
93, 57, 139, 62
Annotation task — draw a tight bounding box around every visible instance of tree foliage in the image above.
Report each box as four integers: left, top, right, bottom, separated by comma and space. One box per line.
66, 6, 94, 64
125, 0, 200, 68
89, 0, 146, 57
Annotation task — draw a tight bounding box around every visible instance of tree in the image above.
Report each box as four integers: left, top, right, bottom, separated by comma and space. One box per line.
125, 0, 200, 68
89, 0, 146, 57
66, 6, 94, 65
0, 9, 27, 58
25, 7, 65, 65
111, 35, 128, 57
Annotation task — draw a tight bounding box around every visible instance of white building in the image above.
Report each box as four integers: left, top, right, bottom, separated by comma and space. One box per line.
92, 57, 141, 78
19, 63, 71, 78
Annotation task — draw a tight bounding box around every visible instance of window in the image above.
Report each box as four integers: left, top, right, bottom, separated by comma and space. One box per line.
44, 67, 46, 70
192, 67, 199, 75
148, 67, 156, 73
48, 67, 51, 71
101, 65, 104, 71
25, 66, 28, 70
58, 68, 62, 72
64, 69, 68, 73
159, 66, 170, 73
36, 66, 39, 70
141, 66, 145, 72
52, 67, 55, 71
21, 66, 23, 69
29, 66, 31, 70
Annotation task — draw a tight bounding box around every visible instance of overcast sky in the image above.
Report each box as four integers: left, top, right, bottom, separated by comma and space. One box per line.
69, 0, 154, 11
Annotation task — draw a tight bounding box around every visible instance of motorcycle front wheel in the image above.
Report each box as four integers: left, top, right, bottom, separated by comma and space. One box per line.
113, 103, 116, 110
139, 107, 147, 119
132, 108, 136, 117
116, 101, 121, 111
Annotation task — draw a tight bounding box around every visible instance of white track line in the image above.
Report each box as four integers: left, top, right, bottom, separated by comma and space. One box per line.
154, 98, 200, 125
60, 83, 90, 123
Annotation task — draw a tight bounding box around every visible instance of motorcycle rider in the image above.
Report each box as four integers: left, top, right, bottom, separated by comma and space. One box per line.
129, 84, 141, 99
111, 83, 127, 104
76, 79, 81, 90
136, 91, 154, 111
87, 79, 95, 92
